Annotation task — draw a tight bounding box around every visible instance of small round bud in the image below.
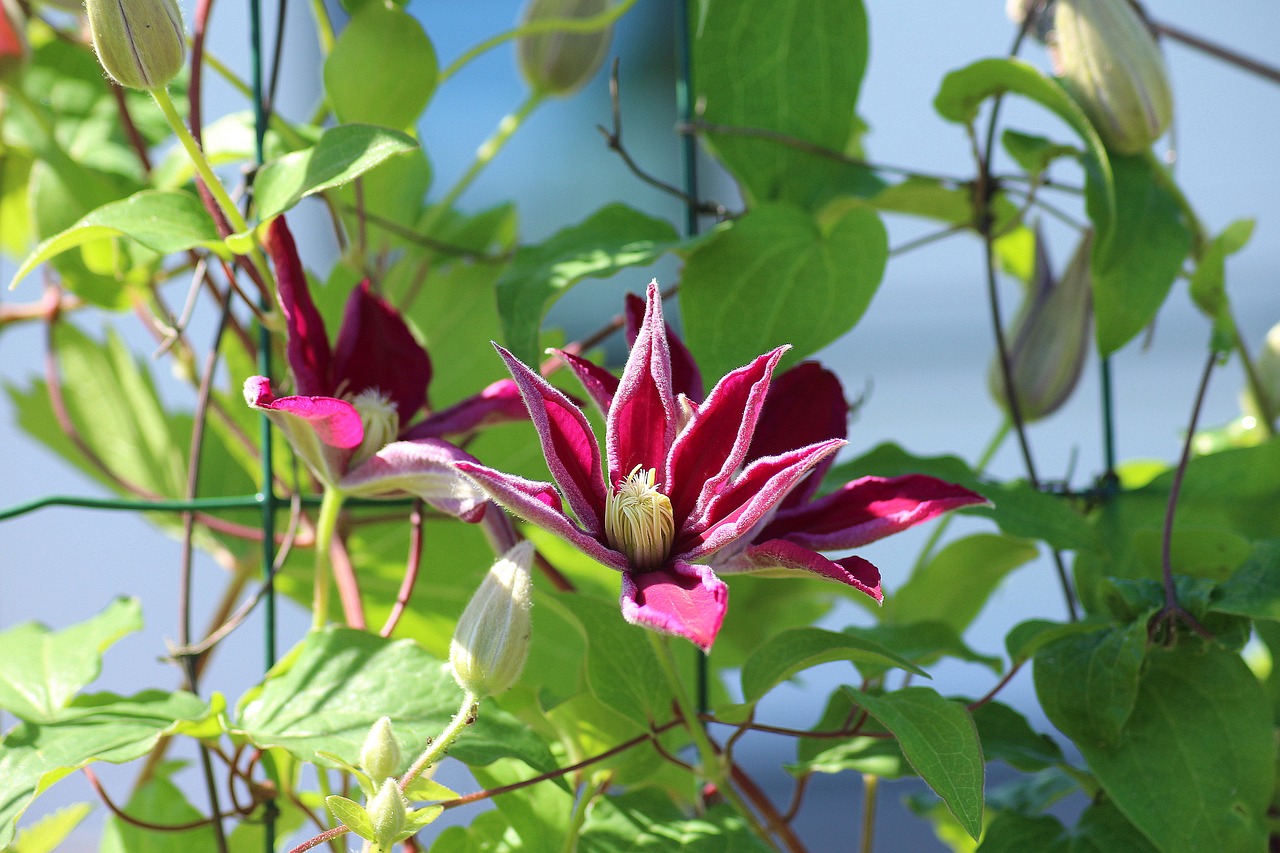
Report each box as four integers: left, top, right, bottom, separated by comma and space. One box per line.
86, 0, 186, 90
1242, 322, 1280, 424
368, 779, 408, 852
516, 0, 613, 97
450, 541, 535, 698
1051, 0, 1172, 154
0, 0, 29, 87
990, 229, 1093, 422
359, 716, 402, 784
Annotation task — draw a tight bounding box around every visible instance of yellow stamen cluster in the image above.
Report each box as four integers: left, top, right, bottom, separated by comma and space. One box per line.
604, 465, 675, 569
350, 388, 399, 465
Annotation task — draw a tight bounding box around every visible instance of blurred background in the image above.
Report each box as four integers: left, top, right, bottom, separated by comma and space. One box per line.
1, 1, 1277, 849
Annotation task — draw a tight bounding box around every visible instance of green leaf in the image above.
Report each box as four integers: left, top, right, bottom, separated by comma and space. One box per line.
1189, 218, 1255, 353
1211, 540, 1280, 621
977, 813, 1069, 853
325, 796, 375, 842
8, 190, 223, 291
100, 761, 217, 853
580, 789, 773, 852
934, 58, 1114, 231
969, 701, 1063, 772
681, 201, 887, 380
692, 0, 871, 208
844, 686, 985, 841
793, 687, 907, 778
886, 534, 1039, 632
234, 627, 557, 773
254, 124, 421, 221
1090, 154, 1195, 354
1034, 621, 1147, 748
0, 597, 142, 723
5, 802, 92, 853
495, 204, 682, 365
323, 3, 437, 129
1076, 644, 1272, 853
740, 627, 927, 703
471, 759, 575, 853
843, 622, 1002, 676
0, 690, 210, 847
1072, 800, 1160, 853
1002, 130, 1080, 175
1005, 618, 1108, 664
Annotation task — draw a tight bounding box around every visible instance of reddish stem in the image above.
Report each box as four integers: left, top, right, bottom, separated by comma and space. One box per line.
381, 501, 425, 637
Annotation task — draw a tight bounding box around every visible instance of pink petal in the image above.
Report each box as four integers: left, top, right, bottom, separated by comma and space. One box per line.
747, 362, 848, 507
608, 281, 677, 486
680, 439, 845, 561
760, 475, 988, 550
267, 217, 331, 396
552, 349, 619, 415
716, 539, 883, 603
403, 379, 528, 439
455, 461, 627, 571
494, 345, 608, 537
619, 561, 728, 652
624, 291, 704, 403
331, 281, 432, 424
340, 439, 489, 522
666, 347, 787, 526
243, 376, 360, 485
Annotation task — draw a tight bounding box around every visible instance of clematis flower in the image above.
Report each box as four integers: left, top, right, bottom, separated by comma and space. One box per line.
244, 217, 525, 519
551, 291, 987, 610
457, 281, 870, 651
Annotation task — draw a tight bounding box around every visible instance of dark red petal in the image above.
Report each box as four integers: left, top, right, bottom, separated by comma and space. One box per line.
724, 539, 883, 603
624, 291, 704, 403
402, 379, 528, 439
748, 362, 848, 506
666, 347, 786, 526
331, 281, 432, 425
760, 475, 988, 550
608, 281, 677, 485
552, 349, 619, 415
267, 217, 331, 396
619, 561, 728, 652
494, 345, 608, 537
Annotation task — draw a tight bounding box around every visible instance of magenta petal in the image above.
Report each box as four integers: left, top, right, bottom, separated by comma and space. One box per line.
494, 345, 607, 537
607, 281, 677, 485
331, 281, 432, 423
719, 539, 883, 603
553, 349, 619, 415
666, 347, 786, 525
455, 461, 628, 571
681, 439, 845, 561
340, 439, 488, 522
760, 475, 988, 550
624, 291, 704, 403
403, 379, 527, 439
244, 376, 361, 485
619, 561, 727, 652
267, 217, 331, 396
748, 362, 848, 507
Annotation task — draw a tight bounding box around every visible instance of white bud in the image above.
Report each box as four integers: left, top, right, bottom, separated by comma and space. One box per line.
367, 779, 408, 851
359, 716, 402, 784
86, 0, 186, 90
449, 541, 535, 698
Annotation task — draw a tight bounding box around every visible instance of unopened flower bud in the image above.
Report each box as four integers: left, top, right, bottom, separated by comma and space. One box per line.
359, 716, 402, 784
1051, 0, 1172, 154
1006, 0, 1055, 43
990, 228, 1093, 422
1242, 323, 1280, 424
516, 0, 613, 97
86, 0, 186, 90
0, 0, 29, 87
450, 541, 535, 697
368, 779, 408, 851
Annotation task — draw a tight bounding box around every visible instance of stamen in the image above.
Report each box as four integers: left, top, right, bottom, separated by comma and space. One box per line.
604, 465, 675, 569
350, 388, 399, 464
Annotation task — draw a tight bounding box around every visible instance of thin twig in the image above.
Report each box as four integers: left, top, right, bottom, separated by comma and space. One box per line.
380, 500, 425, 637
1152, 18, 1280, 85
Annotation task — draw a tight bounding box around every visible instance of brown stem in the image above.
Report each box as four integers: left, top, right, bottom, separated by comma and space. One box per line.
380, 500, 425, 637
967, 661, 1024, 711
1152, 19, 1280, 86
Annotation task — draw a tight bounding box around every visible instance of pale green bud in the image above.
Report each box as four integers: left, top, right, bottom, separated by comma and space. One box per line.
86, 0, 186, 90
990, 229, 1093, 422
367, 779, 408, 852
0, 0, 29, 87
450, 541, 535, 698
516, 0, 613, 97
359, 716, 402, 784
1242, 323, 1280, 424
1051, 0, 1172, 154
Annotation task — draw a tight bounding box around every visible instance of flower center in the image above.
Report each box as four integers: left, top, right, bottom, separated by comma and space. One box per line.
350, 388, 399, 464
604, 465, 675, 569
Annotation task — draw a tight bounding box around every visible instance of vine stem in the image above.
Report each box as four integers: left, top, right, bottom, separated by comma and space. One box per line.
859, 773, 879, 853
646, 632, 774, 848
401, 692, 481, 791
311, 488, 345, 630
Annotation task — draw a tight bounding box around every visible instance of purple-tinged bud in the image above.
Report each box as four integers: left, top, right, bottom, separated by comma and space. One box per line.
516, 0, 613, 97
990, 228, 1093, 422
86, 0, 185, 90
0, 0, 28, 86
449, 541, 534, 698
1051, 0, 1172, 154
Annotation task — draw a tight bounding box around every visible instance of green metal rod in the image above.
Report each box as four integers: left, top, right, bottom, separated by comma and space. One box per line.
0, 492, 421, 522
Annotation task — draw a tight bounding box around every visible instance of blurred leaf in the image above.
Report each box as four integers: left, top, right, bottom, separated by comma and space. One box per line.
0, 151, 34, 258
0, 597, 141, 724
1189, 218, 1255, 353
496, 203, 682, 365
254, 124, 421, 221
0, 690, 210, 848
99, 761, 217, 853
1091, 154, 1194, 355
968, 701, 1063, 772
740, 627, 927, 703
1034, 621, 1147, 748
793, 687, 907, 778
692, 0, 870, 208
985, 766, 1082, 815
1001, 130, 1080, 175
843, 622, 1002, 676
580, 789, 773, 852
976, 813, 1068, 853
886, 534, 1039, 632
235, 627, 557, 772
1005, 618, 1107, 664
681, 201, 887, 380
5, 802, 92, 853
1075, 644, 1272, 853
324, 3, 437, 129
545, 694, 661, 786
1211, 540, 1280, 621
1072, 800, 1160, 853
843, 686, 984, 841
9, 190, 224, 291
472, 759, 574, 853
